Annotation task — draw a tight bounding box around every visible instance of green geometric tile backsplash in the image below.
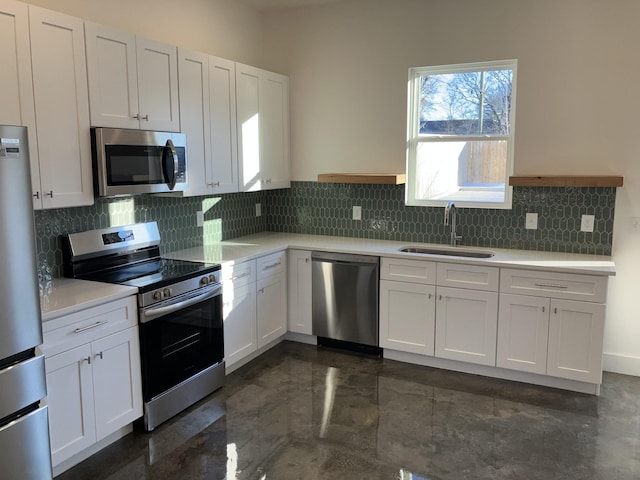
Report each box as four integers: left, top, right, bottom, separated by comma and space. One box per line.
35, 181, 616, 278
266, 181, 616, 256
35, 191, 267, 277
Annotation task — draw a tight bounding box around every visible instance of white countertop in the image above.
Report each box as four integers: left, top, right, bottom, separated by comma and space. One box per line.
168, 232, 616, 276
40, 278, 138, 322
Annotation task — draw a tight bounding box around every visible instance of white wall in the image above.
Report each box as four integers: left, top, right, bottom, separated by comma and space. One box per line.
261, 0, 640, 375
26, 0, 263, 65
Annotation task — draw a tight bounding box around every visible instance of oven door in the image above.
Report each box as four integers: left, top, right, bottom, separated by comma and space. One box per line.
139, 283, 223, 402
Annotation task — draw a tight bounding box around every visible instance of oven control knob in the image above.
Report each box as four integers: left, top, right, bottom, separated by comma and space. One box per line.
200, 276, 209, 286
153, 290, 163, 300
163, 288, 172, 298
208, 274, 217, 283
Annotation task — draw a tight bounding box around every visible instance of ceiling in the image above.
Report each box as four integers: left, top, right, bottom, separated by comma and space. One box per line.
234, 0, 346, 11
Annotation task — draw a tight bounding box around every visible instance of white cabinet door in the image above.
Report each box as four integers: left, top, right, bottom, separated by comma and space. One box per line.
287, 250, 312, 335
136, 37, 179, 132
236, 64, 261, 192
84, 21, 139, 129
257, 272, 287, 348
178, 47, 211, 197
0, 0, 38, 192
45, 344, 95, 467
497, 294, 550, 375
92, 327, 142, 441
209, 56, 238, 194
29, 6, 93, 209
223, 282, 257, 367
547, 299, 606, 384
435, 286, 498, 366
85, 23, 179, 131
236, 63, 290, 192
178, 50, 238, 196
379, 280, 436, 356
260, 70, 290, 189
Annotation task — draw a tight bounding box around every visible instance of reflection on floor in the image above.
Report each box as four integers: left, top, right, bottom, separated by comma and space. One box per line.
56, 341, 640, 480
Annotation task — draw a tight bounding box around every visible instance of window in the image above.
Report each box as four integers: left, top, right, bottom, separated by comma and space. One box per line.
405, 59, 517, 209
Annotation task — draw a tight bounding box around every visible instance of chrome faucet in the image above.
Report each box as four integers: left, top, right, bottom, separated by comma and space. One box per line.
444, 201, 463, 247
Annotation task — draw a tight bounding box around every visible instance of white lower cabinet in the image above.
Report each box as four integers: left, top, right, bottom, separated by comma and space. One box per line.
380, 257, 499, 366
497, 294, 550, 375
224, 280, 257, 366
223, 251, 287, 370
257, 251, 287, 348
43, 296, 142, 468
547, 299, 605, 383
287, 249, 312, 335
379, 280, 435, 356
223, 259, 257, 368
498, 269, 607, 384
434, 286, 499, 366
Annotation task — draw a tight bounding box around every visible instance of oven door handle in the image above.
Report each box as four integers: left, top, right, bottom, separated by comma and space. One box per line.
141, 284, 222, 323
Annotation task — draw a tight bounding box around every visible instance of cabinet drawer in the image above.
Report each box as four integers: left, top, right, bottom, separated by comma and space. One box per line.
42, 296, 137, 357
436, 263, 499, 292
222, 259, 256, 288
257, 251, 286, 280
380, 257, 436, 284
500, 268, 608, 303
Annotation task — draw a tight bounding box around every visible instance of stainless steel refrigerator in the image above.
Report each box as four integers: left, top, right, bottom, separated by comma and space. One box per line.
0, 125, 53, 479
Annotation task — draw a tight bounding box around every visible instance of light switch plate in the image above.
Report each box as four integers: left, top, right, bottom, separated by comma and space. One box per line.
196, 210, 204, 227
581, 214, 595, 232
353, 206, 362, 220
525, 213, 538, 230
256, 203, 262, 217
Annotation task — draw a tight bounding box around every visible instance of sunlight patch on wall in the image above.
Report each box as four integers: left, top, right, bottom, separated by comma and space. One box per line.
108, 197, 135, 226
202, 196, 223, 244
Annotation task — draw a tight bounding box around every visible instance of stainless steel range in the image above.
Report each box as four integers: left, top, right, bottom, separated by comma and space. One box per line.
62, 222, 224, 431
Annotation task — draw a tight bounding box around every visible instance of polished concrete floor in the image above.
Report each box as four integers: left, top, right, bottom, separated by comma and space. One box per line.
57, 341, 640, 480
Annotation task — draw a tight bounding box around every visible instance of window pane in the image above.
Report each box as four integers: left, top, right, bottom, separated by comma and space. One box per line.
419, 69, 512, 136
415, 140, 507, 202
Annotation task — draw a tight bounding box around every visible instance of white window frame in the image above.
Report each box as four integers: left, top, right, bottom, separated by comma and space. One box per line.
405, 59, 518, 209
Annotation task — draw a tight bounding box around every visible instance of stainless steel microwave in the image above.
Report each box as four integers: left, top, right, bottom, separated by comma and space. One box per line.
91, 127, 187, 197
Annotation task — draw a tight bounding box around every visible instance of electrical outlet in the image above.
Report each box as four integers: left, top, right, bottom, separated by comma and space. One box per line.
196, 210, 204, 227
525, 213, 538, 230
255, 203, 262, 217
581, 214, 595, 232
353, 206, 362, 221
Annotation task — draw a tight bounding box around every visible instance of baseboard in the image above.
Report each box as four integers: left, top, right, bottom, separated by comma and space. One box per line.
52, 425, 133, 476
603, 352, 640, 376
384, 349, 600, 395
284, 332, 317, 345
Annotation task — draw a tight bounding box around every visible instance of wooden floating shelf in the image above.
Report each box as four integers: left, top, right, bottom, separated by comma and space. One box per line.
317, 173, 406, 185
509, 175, 624, 188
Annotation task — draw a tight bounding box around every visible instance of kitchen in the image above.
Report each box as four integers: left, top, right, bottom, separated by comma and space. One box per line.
1, 0, 639, 478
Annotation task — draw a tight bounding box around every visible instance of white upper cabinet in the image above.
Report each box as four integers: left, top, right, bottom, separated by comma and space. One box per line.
0, 0, 37, 169
236, 63, 290, 191
29, 6, 93, 209
85, 22, 180, 132
178, 48, 238, 196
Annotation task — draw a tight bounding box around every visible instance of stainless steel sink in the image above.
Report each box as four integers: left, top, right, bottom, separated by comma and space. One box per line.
399, 246, 495, 258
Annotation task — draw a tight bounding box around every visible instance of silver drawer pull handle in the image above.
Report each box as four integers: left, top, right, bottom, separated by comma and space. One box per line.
74, 320, 108, 333
264, 261, 281, 270
231, 272, 250, 281
534, 282, 568, 289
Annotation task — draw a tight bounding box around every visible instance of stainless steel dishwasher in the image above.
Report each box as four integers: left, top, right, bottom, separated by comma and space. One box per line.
311, 251, 379, 349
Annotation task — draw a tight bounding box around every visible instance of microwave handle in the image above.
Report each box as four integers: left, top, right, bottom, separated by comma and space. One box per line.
162, 139, 179, 190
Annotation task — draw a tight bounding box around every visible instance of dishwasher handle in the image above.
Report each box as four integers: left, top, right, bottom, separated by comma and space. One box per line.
311, 251, 379, 265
